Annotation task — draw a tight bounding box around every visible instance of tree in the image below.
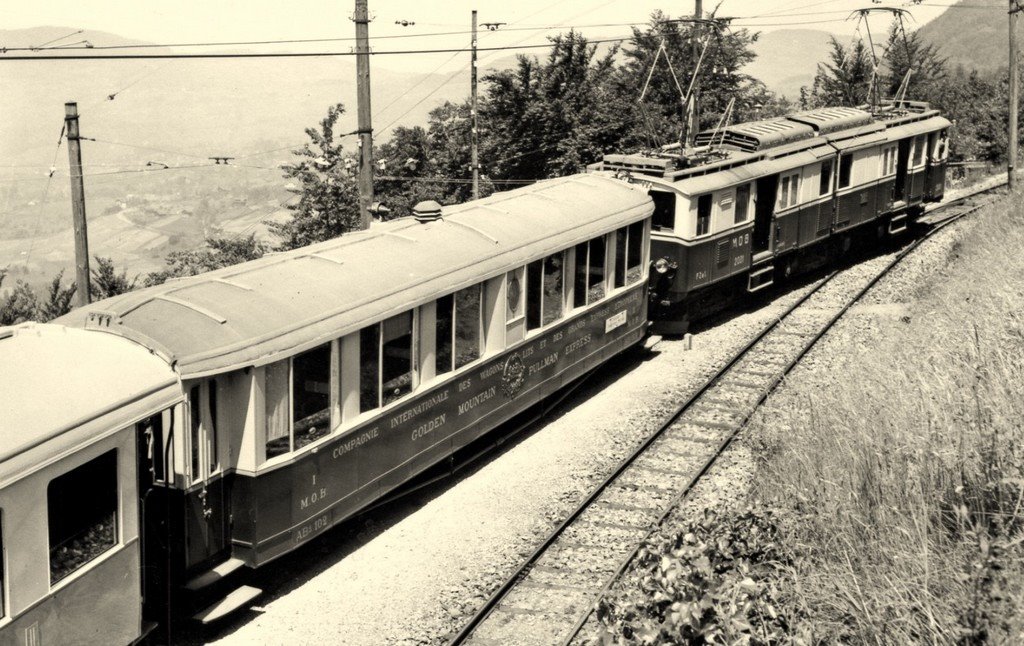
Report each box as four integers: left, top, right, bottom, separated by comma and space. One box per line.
0, 269, 39, 325
272, 103, 362, 250
480, 31, 627, 180
90, 256, 138, 301
617, 11, 765, 146
145, 234, 268, 286
883, 23, 947, 101
39, 270, 76, 321
804, 36, 874, 108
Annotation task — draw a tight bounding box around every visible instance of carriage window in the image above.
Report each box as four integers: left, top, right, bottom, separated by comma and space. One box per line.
542, 252, 565, 325
696, 195, 711, 236
359, 325, 381, 412
208, 380, 219, 473
779, 173, 800, 209
455, 284, 482, 368
293, 344, 331, 450
627, 220, 644, 284
573, 242, 588, 308
913, 136, 926, 166
735, 184, 750, 224
819, 160, 833, 196
651, 191, 675, 231
838, 155, 853, 189
265, 360, 291, 457
139, 414, 166, 483
48, 450, 118, 585
526, 259, 543, 331
189, 386, 201, 479
381, 312, 414, 406
436, 293, 454, 376
588, 235, 606, 303
614, 227, 628, 288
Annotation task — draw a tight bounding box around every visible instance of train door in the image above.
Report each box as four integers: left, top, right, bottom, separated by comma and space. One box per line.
185, 381, 230, 570
894, 139, 911, 202
924, 131, 939, 194
753, 175, 778, 255
136, 410, 174, 629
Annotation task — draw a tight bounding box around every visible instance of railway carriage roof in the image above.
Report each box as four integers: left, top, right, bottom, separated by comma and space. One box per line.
0, 323, 180, 482
668, 149, 826, 197
57, 174, 651, 378
882, 115, 952, 142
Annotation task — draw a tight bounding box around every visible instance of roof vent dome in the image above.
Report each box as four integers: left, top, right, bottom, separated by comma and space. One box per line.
412, 200, 443, 223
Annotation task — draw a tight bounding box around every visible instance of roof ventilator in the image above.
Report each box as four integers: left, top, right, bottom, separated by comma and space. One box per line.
412, 200, 443, 223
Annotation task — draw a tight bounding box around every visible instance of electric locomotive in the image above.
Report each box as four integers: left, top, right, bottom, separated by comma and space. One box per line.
590, 100, 951, 333
0, 173, 655, 643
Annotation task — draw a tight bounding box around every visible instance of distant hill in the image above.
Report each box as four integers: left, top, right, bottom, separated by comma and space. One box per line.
917, 0, 1021, 72
0, 26, 468, 172
745, 29, 836, 100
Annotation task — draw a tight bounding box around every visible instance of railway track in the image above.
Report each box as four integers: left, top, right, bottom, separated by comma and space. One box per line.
447, 185, 1000, 646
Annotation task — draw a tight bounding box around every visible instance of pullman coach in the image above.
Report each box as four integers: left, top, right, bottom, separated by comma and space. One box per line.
591, 100, 951, 333
0, 173, 654, 643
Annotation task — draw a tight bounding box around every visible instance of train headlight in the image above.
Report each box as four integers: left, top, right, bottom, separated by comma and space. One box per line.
654, 258, 671, 274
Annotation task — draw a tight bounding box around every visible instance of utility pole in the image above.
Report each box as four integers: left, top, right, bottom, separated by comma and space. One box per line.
687, 0, 702, 147
1010, 0, 1020, 189
354, 0, 373, 228
471, 10, 480, 200
64, 102, 90, 306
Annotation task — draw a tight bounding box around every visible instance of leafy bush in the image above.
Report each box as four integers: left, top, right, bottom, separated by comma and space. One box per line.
597, 507, 798, 645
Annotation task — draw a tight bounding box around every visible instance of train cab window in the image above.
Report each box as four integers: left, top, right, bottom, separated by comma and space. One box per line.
819, 160, 833, 196
587, 236, 607, 303
265, 360, 291, 457
48, 449, 118, 585
651, 191, 675, 231
455, 284, 483, 369
838, 155, 853, 189
542, 252, 565, 325
293, 343, 331, 450
627, 220, 644, 284
381, 311, 414, 406
526, 259, 543, 331
696, 195, 712, 236
735, 184, 750, 224
614, 227, 628, 288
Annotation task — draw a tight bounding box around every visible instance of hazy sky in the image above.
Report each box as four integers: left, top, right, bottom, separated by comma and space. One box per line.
4, 0, 962, 74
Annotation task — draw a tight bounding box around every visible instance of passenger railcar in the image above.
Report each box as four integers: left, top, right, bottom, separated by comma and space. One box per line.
0, 324, 182, 645
591, 100, 951, 333
0, 173, 653, 641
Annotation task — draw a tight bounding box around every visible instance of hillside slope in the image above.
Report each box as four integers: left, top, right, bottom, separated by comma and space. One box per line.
917, 0, 1020, 72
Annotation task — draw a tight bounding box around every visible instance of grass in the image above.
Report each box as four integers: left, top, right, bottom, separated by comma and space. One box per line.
748, 192, 1024, 643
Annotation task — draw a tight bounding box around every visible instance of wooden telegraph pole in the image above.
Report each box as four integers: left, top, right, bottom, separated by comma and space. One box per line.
1010, 0, 1020, 189
354, 0, 373, 228
687, 0, 703, 147
471, 10, 480, 200
65, 102, 91, 306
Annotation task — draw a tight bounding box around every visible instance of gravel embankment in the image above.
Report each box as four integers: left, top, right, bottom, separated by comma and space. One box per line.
208, 287, 814, 645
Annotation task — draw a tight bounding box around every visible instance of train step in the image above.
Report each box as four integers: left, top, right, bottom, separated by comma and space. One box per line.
185, 557, 246, 592
889, 212, 908, 234
747, 265, 775, 293
192, 585, 261, 624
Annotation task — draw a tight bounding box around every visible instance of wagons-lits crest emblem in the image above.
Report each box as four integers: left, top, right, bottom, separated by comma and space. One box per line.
501, 353, 525, 398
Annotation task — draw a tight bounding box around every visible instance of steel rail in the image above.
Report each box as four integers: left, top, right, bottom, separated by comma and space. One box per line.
448, 182, 999, 646
447, 270, 842, 645
557, 195, 991, 646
